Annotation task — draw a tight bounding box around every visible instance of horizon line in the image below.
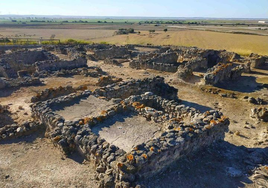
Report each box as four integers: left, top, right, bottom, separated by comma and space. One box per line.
0, 14, 267, 20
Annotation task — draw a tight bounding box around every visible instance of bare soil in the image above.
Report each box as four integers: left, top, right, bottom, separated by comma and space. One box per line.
0, 58, 267, 188
92, 114, 163, 152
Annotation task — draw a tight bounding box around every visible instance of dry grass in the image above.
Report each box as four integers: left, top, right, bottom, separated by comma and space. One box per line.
0, 28, 115, 41
93, 30, 268, 56
1, 24, 267, 55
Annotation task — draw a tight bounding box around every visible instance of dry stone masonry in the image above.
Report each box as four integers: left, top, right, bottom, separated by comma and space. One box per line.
130, 49, 179, 72
1, 44, 267, 188
31, 76, 229, 187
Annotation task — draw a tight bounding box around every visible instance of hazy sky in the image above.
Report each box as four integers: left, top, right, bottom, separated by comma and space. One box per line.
0, 0, 267, 18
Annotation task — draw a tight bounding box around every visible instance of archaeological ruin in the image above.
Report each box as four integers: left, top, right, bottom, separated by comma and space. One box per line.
0, 43, 267, 188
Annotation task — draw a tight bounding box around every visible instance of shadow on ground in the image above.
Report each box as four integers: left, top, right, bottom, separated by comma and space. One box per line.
216, 76, 263, 93
0, 83, 45, 98
0, 113, 14, 128
181, 100, 213, 113
0, 127, 46, 145
139, 141, 268, 188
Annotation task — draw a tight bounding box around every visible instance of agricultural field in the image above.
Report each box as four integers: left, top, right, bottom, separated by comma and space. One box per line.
93, 30, 268, 56
0, 19, 268, 55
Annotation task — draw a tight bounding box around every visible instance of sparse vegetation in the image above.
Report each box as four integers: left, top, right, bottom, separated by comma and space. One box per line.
114, 28, 135, 35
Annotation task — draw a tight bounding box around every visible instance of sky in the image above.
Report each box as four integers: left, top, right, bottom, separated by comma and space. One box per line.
0, 0, 267, 18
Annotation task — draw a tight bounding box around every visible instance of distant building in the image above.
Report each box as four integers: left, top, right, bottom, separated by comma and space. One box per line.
258, 21, 266, 24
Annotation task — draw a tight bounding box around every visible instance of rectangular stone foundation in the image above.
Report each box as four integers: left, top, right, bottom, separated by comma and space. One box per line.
31, 77, 229, 187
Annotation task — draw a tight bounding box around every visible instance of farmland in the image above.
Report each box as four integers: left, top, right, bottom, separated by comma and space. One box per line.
0, 18, 268, 55
93, 30, 268, 56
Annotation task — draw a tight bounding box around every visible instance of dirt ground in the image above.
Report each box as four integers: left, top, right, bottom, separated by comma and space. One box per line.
0, 59, 267, 188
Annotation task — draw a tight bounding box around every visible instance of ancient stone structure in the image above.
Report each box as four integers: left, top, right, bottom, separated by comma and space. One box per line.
0, 49, 56, 78
31, 85, 77, 102
31, 76, 229, 187
249, 55, 268, 69
35, 57, 87, 72
251, 107, 268, 122
174, 47, 240, 66
0, 120, 42, 141
130, 50, 179, 72
0, 77, 42, 90
93, 46, 130, 60
204, 63, 248, 85
175, 66, 193, 80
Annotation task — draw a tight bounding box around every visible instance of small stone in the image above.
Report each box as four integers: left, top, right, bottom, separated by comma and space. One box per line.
107, 154, 115, 163
248, 97, 257, 104
234, 131, 240, 136
16, 127, 24, 133
105, 169, 113, 175
96, 165, 106, 173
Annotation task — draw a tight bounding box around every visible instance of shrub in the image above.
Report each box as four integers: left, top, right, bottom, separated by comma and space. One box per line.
60, 39, 91, 45
99, 41, 109, 44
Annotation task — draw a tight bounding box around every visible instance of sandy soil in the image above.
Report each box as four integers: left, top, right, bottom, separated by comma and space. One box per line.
0, 132, 98, 188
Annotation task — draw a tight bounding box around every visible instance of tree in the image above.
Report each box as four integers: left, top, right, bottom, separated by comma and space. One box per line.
127, 28, 134, 33
164, 28, 168, 32
149, 30, 155, 34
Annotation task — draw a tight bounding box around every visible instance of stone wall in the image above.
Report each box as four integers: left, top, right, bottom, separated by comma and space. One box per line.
204, 63, 247, 85
93, 76, 178, 101
250, 56, 268, 68
0, 49, 57, 78
130, 51, 179, 72
35, 57, 87, 72
32, 77, 177, 132
31, 85, 78, 102
251, 107, 268, 122
31, 89, 229, 187
31, 77, 229, 187
175, 57, 208, 80
0, 77, 42, 90
117, 94, 229, 180
0, 121, 42, 141
94, 46, 130, 60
